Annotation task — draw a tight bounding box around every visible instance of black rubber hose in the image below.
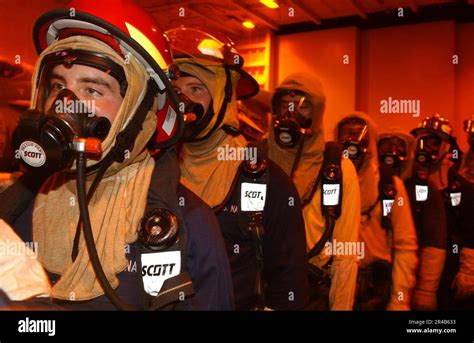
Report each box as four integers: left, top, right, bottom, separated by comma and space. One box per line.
76, 151, 134, 311
307, 214, 336, 260
71, 158, 111, 261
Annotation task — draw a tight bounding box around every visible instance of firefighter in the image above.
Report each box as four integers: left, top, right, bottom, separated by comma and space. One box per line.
167, 27, 309, 310
336, 112, 418, 310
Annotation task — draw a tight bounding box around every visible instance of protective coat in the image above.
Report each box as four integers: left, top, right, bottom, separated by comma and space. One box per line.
269, 73, 361, 310
336, 112, 418, 310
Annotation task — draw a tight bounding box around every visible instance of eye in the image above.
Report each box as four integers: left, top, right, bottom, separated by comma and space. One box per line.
87, 88, 102, 97
50, 82, 65, 92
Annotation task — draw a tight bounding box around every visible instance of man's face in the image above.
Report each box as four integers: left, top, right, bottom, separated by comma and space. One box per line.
378, 137, 407, 159
338, 121, 368, 145
414, 133, 451, 168
43, 64, 123, 123
279, 94, 312, 119
172, 76, 211, 113
338, 119, 369, 169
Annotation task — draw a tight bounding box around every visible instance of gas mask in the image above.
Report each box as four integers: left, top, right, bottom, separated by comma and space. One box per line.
413, 133, 447, 166
411, 114, 456, 168
11, 49, 125, 173
272, 91, 312, 149
169, 64, 217, 142
377, 136, 408, 171
12, 89, 111, 173
176, 92, 214, 142
337, 119, 369, 161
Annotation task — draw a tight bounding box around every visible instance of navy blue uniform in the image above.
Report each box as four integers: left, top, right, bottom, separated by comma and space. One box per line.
438, 172, 474, 310
404, 177, 447, 250
12, 184, 234, 310
217, 161, 309, 310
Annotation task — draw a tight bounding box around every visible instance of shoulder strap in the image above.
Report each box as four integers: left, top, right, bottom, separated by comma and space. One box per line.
302, 141, 343, 211
408, 176, 429, 214
447, 166, 463, 207
213, 139, 269, 213
378, 164, 397, 231
306, 142, 343, 260
238, 151, 269, 310
139, 149, 195, 310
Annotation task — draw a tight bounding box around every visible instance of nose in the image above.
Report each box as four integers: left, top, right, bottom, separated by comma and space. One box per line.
178, 92, 191, 103
47, 88, 81, 115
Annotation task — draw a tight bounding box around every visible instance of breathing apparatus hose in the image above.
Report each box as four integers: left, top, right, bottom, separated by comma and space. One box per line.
76, 150, 135, 311
308, 214, 336, 260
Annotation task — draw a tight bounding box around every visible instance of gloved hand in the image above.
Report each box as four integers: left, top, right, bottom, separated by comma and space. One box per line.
0, 219, 51, 301
451, 248, 474, 300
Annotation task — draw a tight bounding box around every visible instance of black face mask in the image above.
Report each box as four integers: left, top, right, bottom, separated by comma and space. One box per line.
377, 137, 407, 170
338, 124, 369, 161
176, 93, 214, 142
273, 109, 312, 149
12, 89, 111, 173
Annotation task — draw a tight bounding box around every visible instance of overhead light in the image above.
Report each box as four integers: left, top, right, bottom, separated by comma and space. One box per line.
260, 0, 279, 9
242, 21, 255, 29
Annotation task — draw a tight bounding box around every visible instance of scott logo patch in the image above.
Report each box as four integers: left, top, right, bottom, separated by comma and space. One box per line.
450, 192, 461, 207
322, 184, 340, 206
241, 182, 267, 212
19, 141, 46, 167
415, 185, 428, 202
382, 199, 394, 217
141, 251, 181, 296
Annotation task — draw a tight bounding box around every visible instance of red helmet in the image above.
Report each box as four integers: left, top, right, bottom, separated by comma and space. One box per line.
165, 27, 259, 100
33, 0, 183, 148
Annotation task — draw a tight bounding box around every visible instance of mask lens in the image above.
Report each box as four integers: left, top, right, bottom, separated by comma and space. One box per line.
415, 134, 443, 165
276, 92, 312, 128
338, 119, 368, 159
378, 137, 407, 162
422, 134, 442, 151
